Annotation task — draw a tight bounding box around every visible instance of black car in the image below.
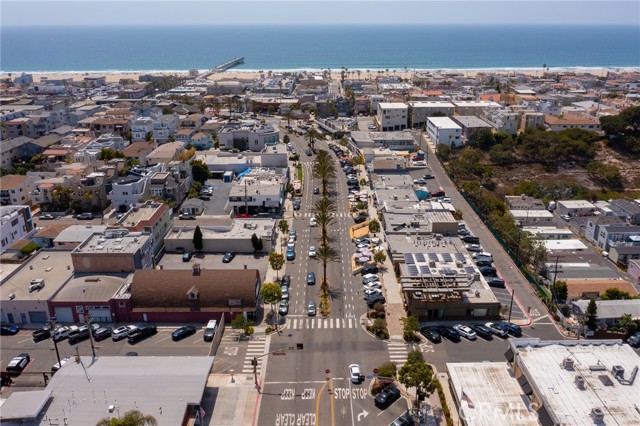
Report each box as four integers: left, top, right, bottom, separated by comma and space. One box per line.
93, 327, 113, 342
32, 327, 51, 342
281, 274, 291, 288
627, 331, 640, 347
354, 214, 368, 224
479, 266, 497, 277
374, 384, 401, 408
361, 264, 379, 275
305, 149, 313, 156
486, 277, 506, 288
68, 325, 91, 345
469, 323, 494, 340
127, 324, 157, 344
366, 294, 386, 308
222, 252, 235, 263
419, 327, 442, 343
172, 325, 197, 341
307, 272, 316, 285
293, 200, 301, 211
436, 325, 461, 342
422, 173, 435, 180
475, 259, 493, 267
313, 187, 320, 195
278, 300, 289, 315
461, 235, 480, 244
498, 321, 522, 337
1, 323, 19, 335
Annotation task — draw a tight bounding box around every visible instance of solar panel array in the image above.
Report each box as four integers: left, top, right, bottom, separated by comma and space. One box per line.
419, 265, 432, 275
454, 253, 466, 261
407, 265, 419, 276
404, 253, 415, 264
442, 253, 453, 262
428, 253, 439, 261
415, 253, 426, 263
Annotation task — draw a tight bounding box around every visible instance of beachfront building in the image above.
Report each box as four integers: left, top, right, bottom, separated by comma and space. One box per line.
377, 102, 408, 131
408, 101, 455, 128
217, 120, 279, 152
426, 116, 462, 147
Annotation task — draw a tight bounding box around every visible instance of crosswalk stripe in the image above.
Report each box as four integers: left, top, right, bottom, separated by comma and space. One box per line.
348, 318, 353, 328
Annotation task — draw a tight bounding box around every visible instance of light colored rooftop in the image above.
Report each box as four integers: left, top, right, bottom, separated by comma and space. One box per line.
0, 250, 74, 301
558, 200, 596, 209
447, 362, 539, 426
0, 356, 214, 426
408, 101, 455, 108
72, 231, 151, 254
52, 273, 131, 302
453, 115, 493, 128
54, 224, 107, 244
542, 239, 588, 251
167, 218, 275, 241
427, 116, 461, 129
512, 339, 640, 426
510, 209, 554, 218
378, 102, 408, 109
118, 202, 166, 226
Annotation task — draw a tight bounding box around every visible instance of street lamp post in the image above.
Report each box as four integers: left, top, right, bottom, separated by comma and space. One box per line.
507, 288, 515, 323
48, 317, 62, 368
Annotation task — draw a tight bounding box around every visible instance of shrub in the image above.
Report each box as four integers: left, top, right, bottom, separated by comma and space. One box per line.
367, 318, 389, 339
377, 361, 397, 380
265, 325, 278, 334
20, 242, 40, 255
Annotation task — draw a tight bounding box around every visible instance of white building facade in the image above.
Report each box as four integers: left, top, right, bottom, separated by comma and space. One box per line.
426, 117, 462, 147
377, 102, 408, 131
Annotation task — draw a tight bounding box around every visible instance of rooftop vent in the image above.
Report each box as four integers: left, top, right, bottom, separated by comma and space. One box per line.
575, 375, 585, 389
563, 358, 574, 369
590, 408, 604, 422
611, 365, 625, 378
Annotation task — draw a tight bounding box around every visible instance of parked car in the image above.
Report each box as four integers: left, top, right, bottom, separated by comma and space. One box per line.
52, 326, 72, 342
281, 286, 289, 300
390, 412, 415, 426
363, 288, 382, 298
461, 235, 480, 244
466, 244, 483, 252
453, 324, 477, 340
182, 251, 192, 262
222, 252, 235, 263
374, 384, 401, 408
354, 214, 368, 224
310, 217, 317, 227
362, 274, 380, 284
469, 323, 494, 340
485, 322, 508, 338
77, 212, 94, 220
172, 326, 197, 341
366, 293, 386, 308
561, 214, 571, 221
51, 357, 70, 374
479, 266, 497, 277
32, 327, 51, 342
349, 364, 362, 384
281, 274, 291, 288
68, 325, 91, 345
313, 187, 320, 194
1, 323, 19, 335
363, 281, 382, 291
422, 173, 435, 180
354, 237, 370, 245
127, 324, 157, 344
499, 321, 522, 337
286, 248, 296, 261
436, 325, 461, 342
93, 327, 113, 342
472, 252, 493, 260
486, 277, 506, 288
112, 325, 137, 341
361, 264, 379, 275
179, 214, 195, 220
6, 353, 30, 374
305, 149, 313, 156
308, 246, 317, 257
307, 300, 317, 316
289, 230, 297, 241
419, 327, 442, 343
627, 331, 640, 347
475, 259, 493, 267
293, 200, 301, 210
40, 214, 55, 220
279, 300, 289, 315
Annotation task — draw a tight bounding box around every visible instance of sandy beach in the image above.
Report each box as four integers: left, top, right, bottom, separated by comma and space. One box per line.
3, 67, 624, 85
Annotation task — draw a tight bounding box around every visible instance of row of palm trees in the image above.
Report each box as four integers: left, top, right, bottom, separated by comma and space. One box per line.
311, 149, 339, 315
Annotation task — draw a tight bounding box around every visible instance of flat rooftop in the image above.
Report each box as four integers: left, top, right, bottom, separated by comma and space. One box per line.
118, 202, 165, 226
167, 219, 275, 241
72, 231, 151, 254
512, 339, 640, 426
558, 200, 596, 209
427, 116, 461, 129
0, 250, 73, 301
54, 224, 107, 243
447, 362, 539, 426
52, 273, 131, 302
0, 356, 214, 426
541, 239, 588, 251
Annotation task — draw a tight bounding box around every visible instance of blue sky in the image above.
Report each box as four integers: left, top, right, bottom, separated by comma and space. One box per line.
2, 1, 639, 26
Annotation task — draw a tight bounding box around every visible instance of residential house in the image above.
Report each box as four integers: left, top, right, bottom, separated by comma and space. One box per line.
190, 132, 214, 150
585, 216, 625, 245
556, 200, 597, 217
175, 128, 196, 144
452, 101, 501, 116
544, 114, 601, 131
628, 259, 640, 285
146, 142, 185, 165
483, 108, 519, 135
89, 116, 130, 136
609, 243, 640, 266
112, 201, 172, 255
151, 110, 180, 143
129, 266, 261, 322
130, 116, 154, 142
565, 278, 638, 302
107, 164, 163, 212
594, 224, 640, 250
147, 170, 188, 202
0, 205, 33, 253
519, 112, 545, 132
122, 141, 158, 166
0, 136, 33, 167
571, 299, 640, 328
377, 102, 408, 131
52, 224, 107, 250
0, 175, 34, 206
180, 114, 207, 129
451, 116, 493, 144
85, 133, 127, 151
31, 224, 70, 248
610, 199, 640, 225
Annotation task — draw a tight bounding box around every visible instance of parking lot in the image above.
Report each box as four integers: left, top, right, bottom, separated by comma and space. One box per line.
158, 252, 269, 274
1, 325, 214, 393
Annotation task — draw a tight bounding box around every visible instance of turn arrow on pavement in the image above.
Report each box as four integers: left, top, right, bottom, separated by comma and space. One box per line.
357, 409, 369, 422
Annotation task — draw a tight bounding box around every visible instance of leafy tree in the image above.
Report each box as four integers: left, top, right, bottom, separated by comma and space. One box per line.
585, 160, 623, 189
251, 233, 263, 252
551, 280, 568, 304
268, 252, 285, 280
260, 282, 282, 314
488, 144, 514, 165
96, 409, 158, 426
231, 313, 255, 338
600, 106, 640, 154
368, 219, 381, 233
277, 219, 289, 240
20, 242, 40, 255
398, 350, 435, 402
586, 298, 598, 331
618, 314, 639, 335
192, 225, 203, 251
601, 287, 633, 300
283, 134, 290, 144
373, 251, 386, 266
190, 159, 210, 184
377, 361, 397, 380
401, 316, 420, 342
98, 148, 126, 161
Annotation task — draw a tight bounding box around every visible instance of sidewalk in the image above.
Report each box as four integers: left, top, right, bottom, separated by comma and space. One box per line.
203, 373, 261, 426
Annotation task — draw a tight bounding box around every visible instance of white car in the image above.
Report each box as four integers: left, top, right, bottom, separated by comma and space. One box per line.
363, 281, 382, 291
453, 324, 477, 340
281, 287, 289, 300
308, 246, 317, 257
472, 252, 493, 260
287, 242, 295, 251
349, 364, 362, 383
310, 217, 317, 227
362, 274, 380, 284
112, 325, 137, 341
465, 244, 483, 252
485, 322, 508, 338
363, 288, 382, 298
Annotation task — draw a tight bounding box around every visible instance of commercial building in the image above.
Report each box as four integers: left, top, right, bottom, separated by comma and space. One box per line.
349, 131, 416, 152
510, 210, 554, 227
71, 230, 154, 273
218, 120, 279, 152
377, 102, 408, 131
0, 205, 34, 253
228, 173, 285, 216
0, 356, 214, 426
426, 117, 462, 147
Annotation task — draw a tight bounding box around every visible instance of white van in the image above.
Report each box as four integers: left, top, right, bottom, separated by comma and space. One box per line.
203, 320, 218, 342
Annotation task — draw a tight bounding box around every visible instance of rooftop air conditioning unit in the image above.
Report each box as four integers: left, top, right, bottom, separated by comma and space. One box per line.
456, 260, 463, 267
429, 260, 436, 267
590, 408, 604, 422
29, 278, 45, 293
611, 365, 625, 378
575, 375, 585, 389
563, 358, 574, 369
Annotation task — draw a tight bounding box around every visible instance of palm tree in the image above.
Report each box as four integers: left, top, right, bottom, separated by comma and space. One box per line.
305, 128, 319, 150
315, 243, 340, 314
96, 409, 158, 426
312, 149, 336, 196
312, 198, 336, 247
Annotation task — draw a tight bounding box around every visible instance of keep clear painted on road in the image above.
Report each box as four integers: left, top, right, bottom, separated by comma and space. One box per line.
275, 387, 317, 426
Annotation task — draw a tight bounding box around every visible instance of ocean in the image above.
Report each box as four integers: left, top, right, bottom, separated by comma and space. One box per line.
1, 24, 638, 73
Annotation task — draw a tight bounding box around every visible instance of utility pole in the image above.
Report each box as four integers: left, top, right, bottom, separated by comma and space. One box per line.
84, 316, 97, 358
49, 317, 62, 368
551, 255, 560, 307
507, 289, 515, 323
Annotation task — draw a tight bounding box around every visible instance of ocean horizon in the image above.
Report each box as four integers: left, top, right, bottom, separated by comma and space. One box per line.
2, 24, 639, 73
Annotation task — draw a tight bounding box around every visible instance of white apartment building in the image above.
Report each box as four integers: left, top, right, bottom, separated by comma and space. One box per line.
86, 133, 128, 151
426, 117, 462, 147
0, 175, 34, 206
227, 176, 285, 215
519, 112, 545, 132
377, 102, 408, 131
218, 121, 280, 152
107, 164, 163, 212
131, 116, 154, 142
369, 95, 385, 115
452, 101, 502, 116
483, 108, 519, 134
0, 205, 33, 252
408, 102, 455, 128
